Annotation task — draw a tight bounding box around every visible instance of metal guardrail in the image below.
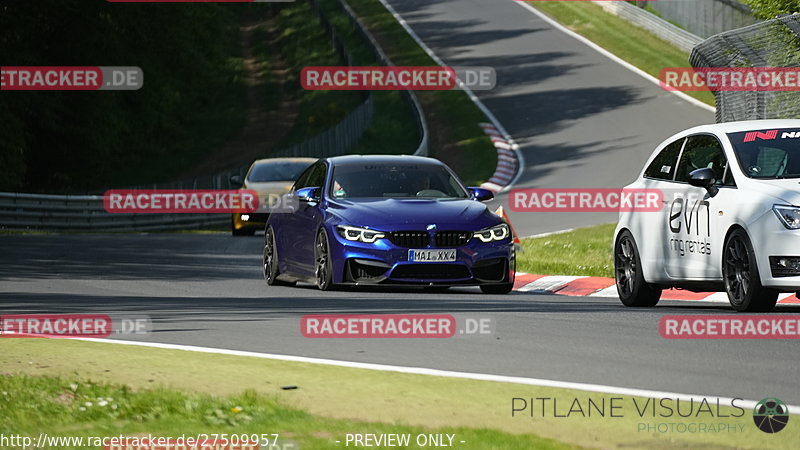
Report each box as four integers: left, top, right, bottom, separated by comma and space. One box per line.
595, 1, 704, 53
645, 0, 756, 39
1, 0, 429, 232
271, 95, 375, 158
0, 192, 227, 231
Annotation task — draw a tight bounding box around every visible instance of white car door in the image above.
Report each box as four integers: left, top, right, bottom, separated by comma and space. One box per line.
664, 134, 736, 280
634, 137, 686, 283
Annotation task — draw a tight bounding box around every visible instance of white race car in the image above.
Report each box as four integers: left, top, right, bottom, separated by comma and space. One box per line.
615, 119, 800, 312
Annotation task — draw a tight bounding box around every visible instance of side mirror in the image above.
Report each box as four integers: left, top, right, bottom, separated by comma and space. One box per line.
468, 187, 494, 202
296, 187, 321, 203
230, 175, 243, 188
688, 168, 719, 197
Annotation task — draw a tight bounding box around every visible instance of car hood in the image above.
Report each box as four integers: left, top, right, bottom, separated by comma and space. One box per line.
326, 197, 500, 230
743, 178, 800, 205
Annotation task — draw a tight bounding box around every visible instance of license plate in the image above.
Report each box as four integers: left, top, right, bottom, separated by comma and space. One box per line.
408, 249, 456, 262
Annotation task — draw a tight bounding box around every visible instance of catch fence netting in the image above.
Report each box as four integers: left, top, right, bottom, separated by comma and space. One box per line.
690, 13, 800, 122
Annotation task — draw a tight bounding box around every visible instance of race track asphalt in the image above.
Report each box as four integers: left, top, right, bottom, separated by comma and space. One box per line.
2, 0, 793, 417
383, 0, 715, 235
2, 234, 798, 405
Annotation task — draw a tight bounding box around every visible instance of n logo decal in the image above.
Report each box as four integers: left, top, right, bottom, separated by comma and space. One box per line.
744, 130, 778, 142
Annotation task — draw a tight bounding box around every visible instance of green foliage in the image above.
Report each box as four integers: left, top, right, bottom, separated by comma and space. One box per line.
743, 0, 800, 20
0, 374, 292, 435
0, 0, 248, 192
266, 0, 364, 146
0, 0, 497, 192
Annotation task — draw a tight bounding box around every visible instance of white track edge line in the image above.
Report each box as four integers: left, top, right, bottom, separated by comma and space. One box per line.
74, 337, 798, 415
513, 1, 716, 114
376, 0, 525, 191
522, 227, 577, 239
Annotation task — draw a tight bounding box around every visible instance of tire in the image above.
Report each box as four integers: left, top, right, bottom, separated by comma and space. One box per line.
232, 216, 254, 236
263, 226, 294, 286
480, 283, 513, 294
723, 228, 777, 312
614, 230, 661, 307
479, 258, 515, 294
315, 229, 335, 291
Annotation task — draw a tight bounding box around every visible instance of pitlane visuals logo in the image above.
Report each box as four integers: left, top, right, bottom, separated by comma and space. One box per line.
753, 398, 789, 433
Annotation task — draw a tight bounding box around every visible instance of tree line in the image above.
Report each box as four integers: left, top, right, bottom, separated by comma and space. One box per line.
0, 0, 258, 192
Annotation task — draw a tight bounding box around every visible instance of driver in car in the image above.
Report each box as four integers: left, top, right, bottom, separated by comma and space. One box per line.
409, 173, 432, 196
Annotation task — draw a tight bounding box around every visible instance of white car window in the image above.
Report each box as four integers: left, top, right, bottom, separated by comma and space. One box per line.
755, 147, 788, 177
727, 128, 800, 179
675, 135, 727, 185
644, 138, 684, 181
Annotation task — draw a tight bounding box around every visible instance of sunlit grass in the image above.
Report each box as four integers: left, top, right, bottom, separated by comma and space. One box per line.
530, 2, 716, 107
518, 223, 615, 277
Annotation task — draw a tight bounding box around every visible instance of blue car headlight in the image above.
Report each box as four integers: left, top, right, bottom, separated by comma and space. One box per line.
337, 225, 386, 243
473, 224, 509, 242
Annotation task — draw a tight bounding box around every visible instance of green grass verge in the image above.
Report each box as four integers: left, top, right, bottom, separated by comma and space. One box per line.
3, 339, 799, 449
338, 0, 499, 186
517, 223, 615, 277
529, 2, 716, 107
0, 374, 568, 450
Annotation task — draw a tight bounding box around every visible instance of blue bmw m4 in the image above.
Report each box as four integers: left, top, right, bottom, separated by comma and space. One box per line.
264, 155, 516, 293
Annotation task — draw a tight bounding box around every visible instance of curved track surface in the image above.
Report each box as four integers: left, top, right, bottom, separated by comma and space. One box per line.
4, 0, 793, 419
2, 234, 799, 404
383, 0, 714, 234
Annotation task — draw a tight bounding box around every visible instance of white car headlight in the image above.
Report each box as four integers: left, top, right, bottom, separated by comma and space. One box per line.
473, 224, 510, 242
337, 225, 385, 243
773, 205, 800, 229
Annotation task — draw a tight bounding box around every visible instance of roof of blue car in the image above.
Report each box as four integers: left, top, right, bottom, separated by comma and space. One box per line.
325, 154, 442, 166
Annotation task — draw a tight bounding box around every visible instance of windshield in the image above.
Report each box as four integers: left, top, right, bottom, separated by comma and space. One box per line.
247, 161, 312, 182
728, 128, 800, 179
330, 163, 469, 199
